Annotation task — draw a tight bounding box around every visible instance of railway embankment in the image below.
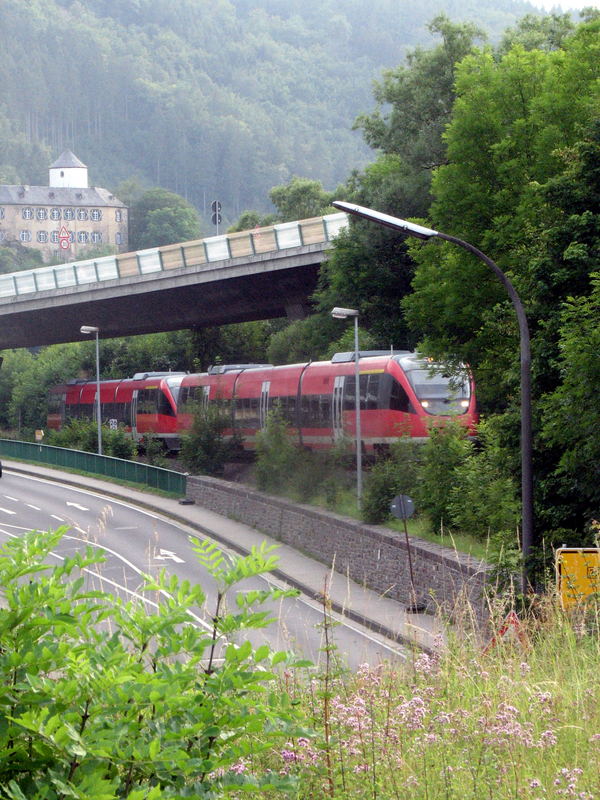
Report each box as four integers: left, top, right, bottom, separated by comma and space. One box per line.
186, 474, 493, 630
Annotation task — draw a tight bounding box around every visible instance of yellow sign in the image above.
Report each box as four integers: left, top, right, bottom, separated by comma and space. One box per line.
556, 548, 600, 609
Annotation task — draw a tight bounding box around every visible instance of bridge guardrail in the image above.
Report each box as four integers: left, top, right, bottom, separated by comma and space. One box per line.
0, 439, 187, 495
0, 213, 349, 300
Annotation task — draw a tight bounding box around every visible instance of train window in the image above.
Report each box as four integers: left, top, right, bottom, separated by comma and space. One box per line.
366, 374, 380, 410
405, 368, 470, 415
389, 378, 412, 413
137, 389, 158, 415
158, 390, 175, 418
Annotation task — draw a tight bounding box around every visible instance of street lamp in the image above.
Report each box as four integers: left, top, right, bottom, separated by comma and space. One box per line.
333, 201, 533, 591
331, 306, 362, 505
80, 325, 102, 456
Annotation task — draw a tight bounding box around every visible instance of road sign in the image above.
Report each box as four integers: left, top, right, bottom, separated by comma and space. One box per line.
58, 225, 71, 250
556, 548, 600, 609
390, 495, 415, 520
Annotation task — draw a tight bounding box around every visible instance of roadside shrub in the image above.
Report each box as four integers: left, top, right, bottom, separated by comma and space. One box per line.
448, 419, 519, 543
255, 407, 298, 493
414, 420, 473, 533
140, 433, 167, 467
46, 419, 137, 460
0, 528, 306, 797
180, 400, 240, 476
362, 437, 421, 524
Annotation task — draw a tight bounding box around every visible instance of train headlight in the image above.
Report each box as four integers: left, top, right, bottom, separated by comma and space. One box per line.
421, 400, 430, 408
460, 400, 469, 408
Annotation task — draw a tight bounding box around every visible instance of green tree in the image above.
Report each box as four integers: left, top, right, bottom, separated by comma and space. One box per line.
269, 176, 335, 222
128, 188, 202, 250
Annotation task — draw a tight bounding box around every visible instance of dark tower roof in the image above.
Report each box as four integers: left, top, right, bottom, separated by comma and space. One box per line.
49, 150, 87, 169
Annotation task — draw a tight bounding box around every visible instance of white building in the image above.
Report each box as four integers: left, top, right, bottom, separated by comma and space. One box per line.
0, 150, 128, 262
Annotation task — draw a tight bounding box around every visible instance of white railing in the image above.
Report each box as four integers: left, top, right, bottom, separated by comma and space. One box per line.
0, 212, 348, 299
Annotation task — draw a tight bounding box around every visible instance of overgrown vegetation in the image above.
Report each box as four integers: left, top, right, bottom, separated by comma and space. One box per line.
180, 400, 242, 477
0, 529, 307, 798
45, 419, 137, 460
3, 527, 600, 799
255, 408, 353, 506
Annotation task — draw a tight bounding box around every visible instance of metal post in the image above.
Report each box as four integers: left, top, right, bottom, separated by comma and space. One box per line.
354, 314, 362, 505
94, 329, 102, 456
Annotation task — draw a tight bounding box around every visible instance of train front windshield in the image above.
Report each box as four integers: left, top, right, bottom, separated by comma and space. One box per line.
402, 362, 471, 416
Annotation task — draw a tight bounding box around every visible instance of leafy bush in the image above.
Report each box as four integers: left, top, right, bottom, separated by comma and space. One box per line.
46, 419, 136, 460
255, 407, 299, 493
414, 420, 474, 533
361, 437, 421, 524
448, 419, 520, 543
180, 400, 241, 477
0, 528, 307, 797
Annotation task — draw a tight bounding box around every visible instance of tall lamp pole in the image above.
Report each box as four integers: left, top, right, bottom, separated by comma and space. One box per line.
333, 201, 533, 591
331, 307, 362, 506
80, 325, 103, 456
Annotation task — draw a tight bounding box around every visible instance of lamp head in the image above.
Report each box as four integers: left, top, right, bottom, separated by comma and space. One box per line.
332, 201, 438, 241
331, 306, 358, 319
80, 325, 100, 335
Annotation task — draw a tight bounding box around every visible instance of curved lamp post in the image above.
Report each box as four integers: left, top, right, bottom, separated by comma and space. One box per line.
333, 201, 533, 591
331, 306, 362, 506
80, 325, 103, 456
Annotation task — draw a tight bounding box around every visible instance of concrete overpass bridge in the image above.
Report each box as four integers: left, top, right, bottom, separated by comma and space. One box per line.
0, 213, 348, 350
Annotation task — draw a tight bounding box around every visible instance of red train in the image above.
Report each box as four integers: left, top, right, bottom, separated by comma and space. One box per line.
47, 352, 477, 453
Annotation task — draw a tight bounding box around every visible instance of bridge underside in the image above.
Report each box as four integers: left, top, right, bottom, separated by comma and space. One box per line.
0, 245, 326, 350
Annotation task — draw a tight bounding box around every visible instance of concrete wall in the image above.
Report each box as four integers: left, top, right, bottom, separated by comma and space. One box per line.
186, 475, 492, 627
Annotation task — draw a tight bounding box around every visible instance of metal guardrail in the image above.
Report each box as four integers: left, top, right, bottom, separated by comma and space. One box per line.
0, 212, 349, 300
0, 439, 187, 495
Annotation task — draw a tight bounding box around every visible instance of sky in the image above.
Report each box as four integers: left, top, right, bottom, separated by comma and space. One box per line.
532, 0, 598, 8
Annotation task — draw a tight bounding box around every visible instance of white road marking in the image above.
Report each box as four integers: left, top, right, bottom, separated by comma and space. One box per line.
4, 496, 19, 502
66, 502, 89, 511
155, 548, 185, 563
51, 515, 65, 522
26, 504, 41, 511
0, 507, 16, 516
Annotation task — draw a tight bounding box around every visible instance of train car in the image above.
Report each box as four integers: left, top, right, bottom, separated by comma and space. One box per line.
176, 351, 477, 454
47, 372, 186, 449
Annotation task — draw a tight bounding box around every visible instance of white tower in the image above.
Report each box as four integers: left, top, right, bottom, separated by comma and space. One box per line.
48, 150, 89, 188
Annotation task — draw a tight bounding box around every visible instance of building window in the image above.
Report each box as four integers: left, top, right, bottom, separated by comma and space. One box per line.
20, 230, 32, 242
36, 208, 48, 221
77, 231, 89, 244
0, 208, 5, 219
91, 209, 102, 221
50, 208, 61, 221
69, 232, 75, 243
22, 207, 33, 220
0, 232, 5, 242
51, 231, 59, 244
115, 232, 123, 245
91, 231, 103, 244
77, 208, 88, 221
115, 210, 122, 222
63, 208, 74, 220
37, 231, 49, 243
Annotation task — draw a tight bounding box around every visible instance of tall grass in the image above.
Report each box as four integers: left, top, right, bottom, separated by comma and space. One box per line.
251, 597, 600, 799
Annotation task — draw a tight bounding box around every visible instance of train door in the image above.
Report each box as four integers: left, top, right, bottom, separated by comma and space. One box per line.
131, 390, 139, 439
332, 375, 345, 440
202, 385, 210, 408
259, 381, 270, 428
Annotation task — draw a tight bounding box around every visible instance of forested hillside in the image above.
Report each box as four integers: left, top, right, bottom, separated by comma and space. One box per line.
2, 0, 539, 229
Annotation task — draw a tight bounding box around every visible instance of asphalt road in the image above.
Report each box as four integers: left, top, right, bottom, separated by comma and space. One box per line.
0, 468, 408, 670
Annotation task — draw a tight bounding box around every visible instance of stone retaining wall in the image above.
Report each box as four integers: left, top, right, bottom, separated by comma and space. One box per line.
186, 475, 492, 628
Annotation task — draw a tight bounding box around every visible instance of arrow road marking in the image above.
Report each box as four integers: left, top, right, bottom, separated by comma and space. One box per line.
155, 548, 185, 564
